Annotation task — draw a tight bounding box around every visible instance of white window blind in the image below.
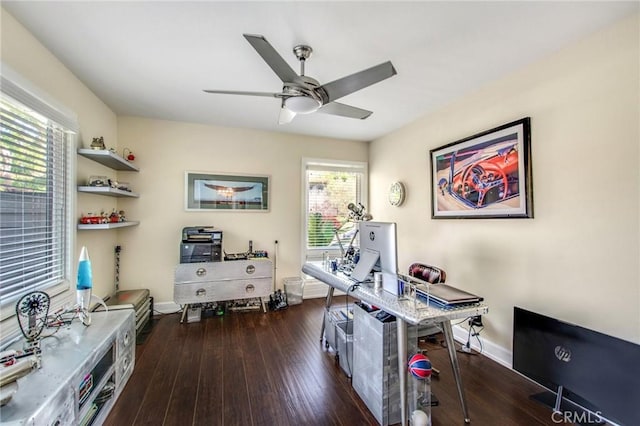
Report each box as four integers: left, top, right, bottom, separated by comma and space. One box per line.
304, 159, 367, 258
0, 64, 75, 314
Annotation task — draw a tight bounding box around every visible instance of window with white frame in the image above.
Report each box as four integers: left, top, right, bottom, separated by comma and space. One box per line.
0, 65, 76, 334
303, 158, 367, 261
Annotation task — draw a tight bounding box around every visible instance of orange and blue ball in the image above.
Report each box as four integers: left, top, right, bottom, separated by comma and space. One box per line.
408, 353, 432, 379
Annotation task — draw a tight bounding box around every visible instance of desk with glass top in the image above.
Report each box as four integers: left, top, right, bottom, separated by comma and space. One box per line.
302, 262, 488, 426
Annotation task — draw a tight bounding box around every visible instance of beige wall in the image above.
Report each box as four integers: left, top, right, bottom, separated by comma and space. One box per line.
1, 9, 121, 303
115, 117, 367, 303
1, 8, 367, 312
2, 6, 638, 359
369, 14, 640, 352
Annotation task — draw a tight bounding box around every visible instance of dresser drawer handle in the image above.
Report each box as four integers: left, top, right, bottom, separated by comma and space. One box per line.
246, 265, 255, 274
245, 284, 255, 293
196, 288, 206, 297
196, 268, 207, 277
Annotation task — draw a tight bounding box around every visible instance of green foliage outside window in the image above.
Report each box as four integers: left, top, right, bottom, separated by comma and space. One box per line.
307, 212, 336, 247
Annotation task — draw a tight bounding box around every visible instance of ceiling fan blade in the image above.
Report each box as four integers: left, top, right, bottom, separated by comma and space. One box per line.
317, 102, 373, 120
278, 105, 296, 125
317, 61, 397, 103
203, 89, 284, 98
243, 34, 303, 84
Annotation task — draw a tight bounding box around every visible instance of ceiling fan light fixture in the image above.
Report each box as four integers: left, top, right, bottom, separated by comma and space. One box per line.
284, 95, 321, 114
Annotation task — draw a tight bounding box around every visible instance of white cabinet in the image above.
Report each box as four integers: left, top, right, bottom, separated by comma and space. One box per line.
352, 303, 418, 426
77, 149, 139, 230
174, 259, 273, 313
0, 310, 135, 426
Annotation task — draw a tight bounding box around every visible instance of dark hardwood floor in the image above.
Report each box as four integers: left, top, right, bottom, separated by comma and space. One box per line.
105, 298, 562, 426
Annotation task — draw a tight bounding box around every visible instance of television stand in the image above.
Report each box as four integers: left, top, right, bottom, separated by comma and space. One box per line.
0, 310, 135, 425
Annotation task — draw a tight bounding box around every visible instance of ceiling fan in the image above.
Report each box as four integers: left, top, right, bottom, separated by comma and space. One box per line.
203, 34, 397, 124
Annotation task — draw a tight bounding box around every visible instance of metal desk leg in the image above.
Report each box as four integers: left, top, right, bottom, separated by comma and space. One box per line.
397, 317, 408, 426
441, 319, 471, 423
320, 286, 335, 343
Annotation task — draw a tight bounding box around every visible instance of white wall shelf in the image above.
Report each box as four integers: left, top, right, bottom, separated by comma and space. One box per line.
77, 221, 140, 230
77, 148, 140, 229
77, 186, 139, 198
78, 148, 139, 171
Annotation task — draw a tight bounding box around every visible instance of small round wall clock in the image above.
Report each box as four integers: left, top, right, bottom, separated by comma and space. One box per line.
388, 181, 406, 206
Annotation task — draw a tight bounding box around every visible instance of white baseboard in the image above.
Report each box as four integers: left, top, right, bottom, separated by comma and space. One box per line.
452, 323, 512, 369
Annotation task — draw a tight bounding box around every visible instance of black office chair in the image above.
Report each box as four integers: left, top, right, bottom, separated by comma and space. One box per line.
408, 263, 446, 387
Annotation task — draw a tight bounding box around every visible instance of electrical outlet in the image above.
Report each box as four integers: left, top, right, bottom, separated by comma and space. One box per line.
469, 315, 483, 327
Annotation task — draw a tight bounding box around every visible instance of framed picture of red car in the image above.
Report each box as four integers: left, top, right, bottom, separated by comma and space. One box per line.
430, 117, 533, 219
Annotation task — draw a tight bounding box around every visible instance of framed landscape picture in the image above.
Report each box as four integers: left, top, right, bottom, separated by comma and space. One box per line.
185, 171, 270, 211
430, 117, 533, 219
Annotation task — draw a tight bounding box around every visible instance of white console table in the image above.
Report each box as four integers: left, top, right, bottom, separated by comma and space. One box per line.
302, 262, 488, 426
0, 310, 135, 426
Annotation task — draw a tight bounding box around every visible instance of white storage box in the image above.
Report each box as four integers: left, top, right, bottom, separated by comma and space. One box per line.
324, 304, 351, 351
336, 320, 354, 377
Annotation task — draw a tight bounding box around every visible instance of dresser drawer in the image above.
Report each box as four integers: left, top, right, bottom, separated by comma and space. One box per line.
174, 277, 272, 304
175, 259, 272, 283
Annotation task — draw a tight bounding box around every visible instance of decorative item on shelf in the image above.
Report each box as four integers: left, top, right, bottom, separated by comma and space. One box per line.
118, 210, 127, 222
90, 136, 105, 150
79, 213, 108, 225
123, 148, 135, 161
108, 210, 120, 223
115, 182, 131, 192
88, 176, 109, 187
389, 181, 406, 207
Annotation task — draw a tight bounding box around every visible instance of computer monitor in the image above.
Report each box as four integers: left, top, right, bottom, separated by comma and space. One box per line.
513, 306, 640, 426
358, 221, 399, 295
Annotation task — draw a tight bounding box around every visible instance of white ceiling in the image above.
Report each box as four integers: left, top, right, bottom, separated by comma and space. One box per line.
3, 1, 637, 142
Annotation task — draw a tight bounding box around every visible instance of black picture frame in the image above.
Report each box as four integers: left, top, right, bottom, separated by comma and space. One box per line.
185, 171, 270, 211
429, 117, 533, 219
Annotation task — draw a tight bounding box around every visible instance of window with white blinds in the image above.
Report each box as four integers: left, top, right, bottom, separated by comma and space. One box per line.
303, 159, 367, 259
0, 66, 75, 311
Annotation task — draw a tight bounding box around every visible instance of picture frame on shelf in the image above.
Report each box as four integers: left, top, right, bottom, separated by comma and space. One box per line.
429, 117, 533, 219
185, 171, 270, 211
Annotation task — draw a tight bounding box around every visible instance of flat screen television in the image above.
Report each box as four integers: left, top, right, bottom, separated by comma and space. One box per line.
513, 306, 640, 426
358, 221, 399, 295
